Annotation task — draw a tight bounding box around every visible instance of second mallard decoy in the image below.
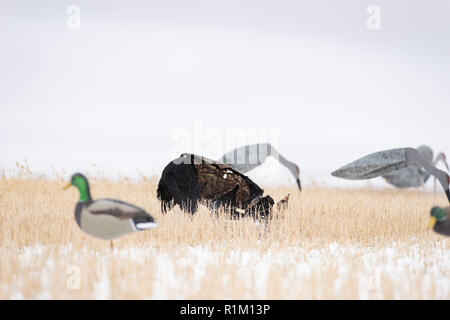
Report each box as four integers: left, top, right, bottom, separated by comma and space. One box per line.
63, 173, 157, 240
429, 206, 450, 236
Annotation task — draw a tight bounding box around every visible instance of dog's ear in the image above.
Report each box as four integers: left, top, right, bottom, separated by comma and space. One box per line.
264, 195, 274, 206
276, 193, 290, 211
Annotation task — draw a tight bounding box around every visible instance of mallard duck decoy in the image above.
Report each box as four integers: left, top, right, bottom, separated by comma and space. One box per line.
331, 147, 450, 203
218, 143, 302, 191
63, 173, 157, 240
429, 206, 450, 236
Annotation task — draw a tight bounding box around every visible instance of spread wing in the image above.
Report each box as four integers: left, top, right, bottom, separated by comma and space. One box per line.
332, 148, 408, 180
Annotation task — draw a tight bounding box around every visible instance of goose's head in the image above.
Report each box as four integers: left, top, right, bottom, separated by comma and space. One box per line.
63, 173, 91, 202
436, 152, 450, 171
429, 206, 448, 229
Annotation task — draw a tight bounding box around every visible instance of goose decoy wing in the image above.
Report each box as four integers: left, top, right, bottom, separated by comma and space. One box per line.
331, 148, 408, 180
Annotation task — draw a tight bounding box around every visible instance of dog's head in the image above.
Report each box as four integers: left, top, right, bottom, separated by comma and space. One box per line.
246, 195, 275, 220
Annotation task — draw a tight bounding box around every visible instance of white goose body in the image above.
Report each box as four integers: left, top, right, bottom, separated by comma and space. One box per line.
218, 143, 302, 191
382, 145, 448, 189
382, 165, 426, 188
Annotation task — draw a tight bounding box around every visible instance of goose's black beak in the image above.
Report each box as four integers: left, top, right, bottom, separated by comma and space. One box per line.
446, 189, 450, 203
296, 178, 302, 192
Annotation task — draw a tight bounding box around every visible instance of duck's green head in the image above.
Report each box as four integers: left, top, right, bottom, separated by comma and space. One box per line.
429, 206, 447, 229
63, 173, 91, 202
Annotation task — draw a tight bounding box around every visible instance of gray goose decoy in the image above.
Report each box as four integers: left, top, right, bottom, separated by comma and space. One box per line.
63, 173, 157, 240
218, 143, 302, 191
331, 147, 450, 203
382, 145, 449, 189
429, 206, 450, 236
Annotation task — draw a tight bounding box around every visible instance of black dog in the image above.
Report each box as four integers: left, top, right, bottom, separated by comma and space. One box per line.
157, 153, 287, 220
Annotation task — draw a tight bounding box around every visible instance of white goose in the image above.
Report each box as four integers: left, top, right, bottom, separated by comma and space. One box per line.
331, 147, 450, 203
218, 143, 302, 191
382, 145, 449, 189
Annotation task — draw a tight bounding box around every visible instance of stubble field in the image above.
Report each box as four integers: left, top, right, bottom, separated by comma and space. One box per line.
1, 175, 449, 299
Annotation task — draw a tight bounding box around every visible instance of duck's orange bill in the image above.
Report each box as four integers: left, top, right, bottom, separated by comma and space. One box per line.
428, 216, 437, 229
62, 182, 72, 190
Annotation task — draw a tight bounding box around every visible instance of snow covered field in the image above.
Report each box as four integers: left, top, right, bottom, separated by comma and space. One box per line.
3, 242, 449, 300
1, 177, 449, 299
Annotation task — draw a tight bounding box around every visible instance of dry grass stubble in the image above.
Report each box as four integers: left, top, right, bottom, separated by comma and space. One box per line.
0, 177, 449, 299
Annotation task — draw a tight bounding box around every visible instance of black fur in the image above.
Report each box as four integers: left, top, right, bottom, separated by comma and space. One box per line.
157, 157, 200, 214
157, 153, 274, 219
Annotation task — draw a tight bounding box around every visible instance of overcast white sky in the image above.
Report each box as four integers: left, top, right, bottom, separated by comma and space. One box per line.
1, 1, 449, 188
